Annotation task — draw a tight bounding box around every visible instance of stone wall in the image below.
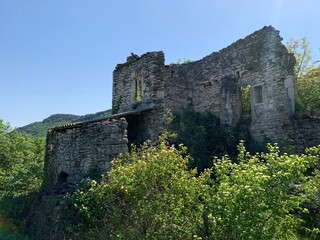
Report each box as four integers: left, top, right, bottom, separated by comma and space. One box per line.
163, 26, 296, 141
31, 26, 317, 238
112, 51, 166, 142
283, 116, 320, 149
43, 118, 128, 188
112, 51, 165, 113
112, 26, 296, 142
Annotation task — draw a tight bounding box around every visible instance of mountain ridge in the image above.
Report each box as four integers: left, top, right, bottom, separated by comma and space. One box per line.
17, 110, 111, 137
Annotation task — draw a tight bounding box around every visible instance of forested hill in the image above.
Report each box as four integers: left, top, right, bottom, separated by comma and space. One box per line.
17, 109, 111, 137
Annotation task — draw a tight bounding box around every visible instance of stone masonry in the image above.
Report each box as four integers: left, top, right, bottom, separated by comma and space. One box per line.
43, 118, 128, 187
112, 51, 166, 142
283, 116, 320, 150
112, 26, 296, 141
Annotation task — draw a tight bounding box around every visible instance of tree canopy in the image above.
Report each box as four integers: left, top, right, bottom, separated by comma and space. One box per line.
0, 119, 45, 234
286, 38, 320, 115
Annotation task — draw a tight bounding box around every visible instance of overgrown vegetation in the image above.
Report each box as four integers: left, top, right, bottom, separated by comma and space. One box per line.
287, 38, 320, 115
112, 97, 123, 114
0, 119, 45, 236
167, 107, 238, 171
240, 85, 251, 122
170, 58, 193, 64
1, 107, 320, 239
295, 66, 320, 115
166, 106, 263, 172
66, 135, 320, 239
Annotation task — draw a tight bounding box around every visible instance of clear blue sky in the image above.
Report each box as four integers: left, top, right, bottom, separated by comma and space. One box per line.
0, 0, 319, 128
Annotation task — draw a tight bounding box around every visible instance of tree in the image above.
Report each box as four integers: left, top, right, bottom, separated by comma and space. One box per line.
286, 37, 315, 79
168, 107, 237, 172
0, 119, 45, 228
286, 38, 320, 114
296, 66, 320, 114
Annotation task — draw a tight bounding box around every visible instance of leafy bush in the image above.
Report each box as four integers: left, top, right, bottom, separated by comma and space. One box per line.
206, 142, 320, 239
68, 135, 207, 239
240, 85, 251, 122
68, 135, 320, 239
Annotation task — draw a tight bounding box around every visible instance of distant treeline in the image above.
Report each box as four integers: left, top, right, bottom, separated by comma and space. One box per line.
17, 110, 111, 137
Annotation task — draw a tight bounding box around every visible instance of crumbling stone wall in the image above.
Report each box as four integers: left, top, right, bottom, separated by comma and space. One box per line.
43, 118, 128, 188
112, 51, 165, 113
283, 116, 320, 149
163, 26, 296, 141
113, 26, 296, 142
112, 51, 166, 141
125, 109, 164, 144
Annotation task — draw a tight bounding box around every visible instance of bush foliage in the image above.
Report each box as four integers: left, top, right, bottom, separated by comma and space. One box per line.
68, 135, 320, 239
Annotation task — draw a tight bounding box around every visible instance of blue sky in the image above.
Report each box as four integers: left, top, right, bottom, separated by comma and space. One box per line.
0, 0, 319, 128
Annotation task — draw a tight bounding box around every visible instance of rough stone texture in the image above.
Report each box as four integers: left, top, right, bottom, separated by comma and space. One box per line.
113, 51, 165, 113
283, 116, 320, 149
112, 51, 166, 141
27, 191, 70, 240
113, 26, 297, 142
164, 27, 296, 142
43, 118, 128, 187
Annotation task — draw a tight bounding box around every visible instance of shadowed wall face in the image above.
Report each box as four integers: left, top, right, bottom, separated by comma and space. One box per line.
43, 118, 128, 187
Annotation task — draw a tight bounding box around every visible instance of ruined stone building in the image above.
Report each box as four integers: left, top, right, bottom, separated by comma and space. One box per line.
112, 26, 296, 142
44, 26, 320, 187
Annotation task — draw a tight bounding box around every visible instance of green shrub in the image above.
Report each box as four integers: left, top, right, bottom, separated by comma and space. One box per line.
68, 135, 207, 239
68, 135, 320, 239
206, 142, 320, 239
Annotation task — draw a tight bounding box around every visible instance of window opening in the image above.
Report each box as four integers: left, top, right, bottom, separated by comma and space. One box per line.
133, 69, 143, 104
253, 85, 263, 104
240, 85, 251, 121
